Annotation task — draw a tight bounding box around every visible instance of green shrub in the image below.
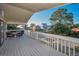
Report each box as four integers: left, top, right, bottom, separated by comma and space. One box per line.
7, 24, 17, 30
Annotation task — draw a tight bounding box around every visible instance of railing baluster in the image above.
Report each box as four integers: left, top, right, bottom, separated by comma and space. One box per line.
50, 37, 51, 47
55, 38, 57, 50
53, 38, 54, 48
36, 32, 38, 40
38, 33, 39, 40
31, 32, 32, 38
52, 38, 53, 48
54, 38, 55, 49
51, 38, 52, 48
49, 37, 50, 46
32, 32, 33, 38
31, 32, 33, 38
57, 39, 59, 51
61, 39, 63, 52
33, 32, 34, 38
29, 32, 31, 37
64, 40, 67, 55
47, 37, 49, 46
73, 43, 75, 56
68, 42, 71, 56
48, 37, 50, 46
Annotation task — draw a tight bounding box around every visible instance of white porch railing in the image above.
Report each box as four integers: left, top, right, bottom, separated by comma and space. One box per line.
26, 30, 79, 56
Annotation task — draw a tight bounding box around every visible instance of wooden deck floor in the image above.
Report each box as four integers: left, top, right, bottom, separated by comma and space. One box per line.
0, 32, 66, 56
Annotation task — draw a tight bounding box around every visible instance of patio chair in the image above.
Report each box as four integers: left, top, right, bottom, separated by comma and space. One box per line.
16, 32, 21, 37
6, 32, 14, 38
21, 30, 24, 35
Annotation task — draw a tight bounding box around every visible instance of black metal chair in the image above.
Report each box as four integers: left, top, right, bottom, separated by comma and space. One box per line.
6, 32, 14, 38
16, 32, 22, 37
21, 30, 24, 34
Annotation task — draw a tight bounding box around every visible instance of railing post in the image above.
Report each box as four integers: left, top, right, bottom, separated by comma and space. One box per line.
33, 32, 36, 39
49, 38, 51, 47
61, 39, 63, 52
32, 32, 34, 38
28, 31, 30, 36
57, 39, 59, 51
64, 40, 67, 54
54, 38, 55, 49
51, 37, 52, 47
54, 38, 57, 50
30, 31, 31, 37
32, 32, 33, 38
73, 43, 75, 56
38, 32, 39, 40
52, 37, 54, 48
53, 38, 54, 48
52, 37, 55, 49
36, 32, 38, 40
49, 37, 50, 46
31, 32, 32, 38
68, 42, 71, 56
49, 38, 50, 46
47, 37, 49, 46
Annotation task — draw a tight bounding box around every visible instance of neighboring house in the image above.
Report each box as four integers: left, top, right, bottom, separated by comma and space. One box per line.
72, 28, 79, 33
35, 25, 41, 31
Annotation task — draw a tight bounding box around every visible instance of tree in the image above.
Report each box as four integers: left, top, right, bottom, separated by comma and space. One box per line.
30, 23, 35, 28
42, 23, 48, 32
30, 23, 36, 31
50, 8, 73, 25
7, 24, 17, 30
50, 8, 73, 35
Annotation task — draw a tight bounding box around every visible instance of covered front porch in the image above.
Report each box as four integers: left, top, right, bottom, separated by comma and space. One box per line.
0, 3, 79, 56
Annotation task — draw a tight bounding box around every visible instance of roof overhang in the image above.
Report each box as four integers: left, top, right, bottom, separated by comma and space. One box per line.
1, 3, 67, 24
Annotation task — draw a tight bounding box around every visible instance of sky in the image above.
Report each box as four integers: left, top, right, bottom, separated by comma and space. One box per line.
27, 3, 79, 26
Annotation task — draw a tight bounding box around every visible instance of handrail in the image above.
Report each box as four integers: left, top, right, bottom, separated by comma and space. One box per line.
37, 32, 79, 44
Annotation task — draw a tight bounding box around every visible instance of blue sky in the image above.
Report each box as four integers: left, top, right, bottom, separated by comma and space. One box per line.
27, 3, 79, 26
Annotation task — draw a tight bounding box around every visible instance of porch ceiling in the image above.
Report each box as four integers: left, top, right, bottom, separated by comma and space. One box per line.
2, 3, 67, 24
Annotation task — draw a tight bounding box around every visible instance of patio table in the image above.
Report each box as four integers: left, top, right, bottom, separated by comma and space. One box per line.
12, 32, 19, 38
